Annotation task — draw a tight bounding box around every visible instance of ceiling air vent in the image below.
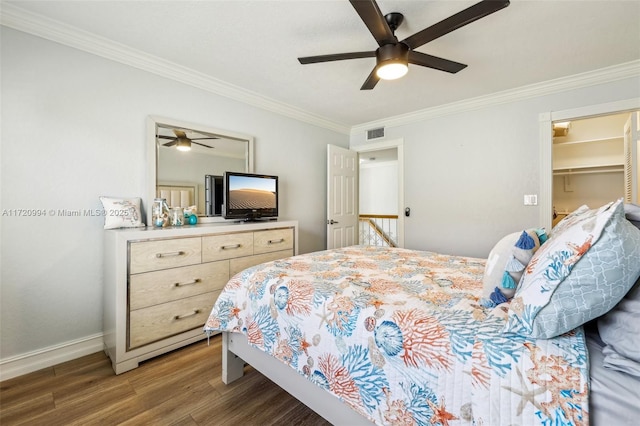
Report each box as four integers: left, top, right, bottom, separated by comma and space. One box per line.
366, 127, 385, 141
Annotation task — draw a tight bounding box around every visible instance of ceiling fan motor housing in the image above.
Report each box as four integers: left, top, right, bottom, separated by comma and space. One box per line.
384, 12, 404, 33
376, 43, 409, 65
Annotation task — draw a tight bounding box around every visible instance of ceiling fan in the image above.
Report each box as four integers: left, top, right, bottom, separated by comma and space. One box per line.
157, 129, 217, 151
298, 0, 510, 90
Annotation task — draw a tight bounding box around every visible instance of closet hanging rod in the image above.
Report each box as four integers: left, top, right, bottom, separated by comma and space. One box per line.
553, 168, 623, 176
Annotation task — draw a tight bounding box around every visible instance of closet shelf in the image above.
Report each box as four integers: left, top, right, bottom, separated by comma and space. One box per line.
553, 136, 623, 146
553, 163, 624, 176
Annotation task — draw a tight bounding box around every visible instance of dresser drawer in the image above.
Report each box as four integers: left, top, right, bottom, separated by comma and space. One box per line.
130, 238, 201, 274
129, 291, 217, 349
253, 228, 294, 255
202, 232, 253, 262
230, 249, 294, 276
129, 261, 229, 310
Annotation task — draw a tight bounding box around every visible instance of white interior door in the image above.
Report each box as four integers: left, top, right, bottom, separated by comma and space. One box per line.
327, 144, 358, 249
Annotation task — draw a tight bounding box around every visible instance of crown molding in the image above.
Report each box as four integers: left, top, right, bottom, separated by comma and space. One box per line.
2, 4, 637, 138
351, 60, 640, 136
0, 3, 351, 135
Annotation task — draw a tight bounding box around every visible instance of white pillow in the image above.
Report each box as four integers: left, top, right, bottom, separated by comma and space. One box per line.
482, 230, 540, 301
98, 196, 145, 229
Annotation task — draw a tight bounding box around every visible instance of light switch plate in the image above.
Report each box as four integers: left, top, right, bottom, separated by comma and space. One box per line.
524, 194, 538, 206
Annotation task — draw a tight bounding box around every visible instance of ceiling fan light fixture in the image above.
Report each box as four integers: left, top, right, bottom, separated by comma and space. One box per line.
176, 137, 191, 151
375, 43, 409, 80
377, 62, 408, 80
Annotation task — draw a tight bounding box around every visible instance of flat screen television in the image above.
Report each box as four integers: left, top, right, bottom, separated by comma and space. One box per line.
223, 171, 278, 221
205, 175, 223, 216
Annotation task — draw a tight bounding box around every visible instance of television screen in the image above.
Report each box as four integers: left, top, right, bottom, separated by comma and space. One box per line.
223, 172, 278, 220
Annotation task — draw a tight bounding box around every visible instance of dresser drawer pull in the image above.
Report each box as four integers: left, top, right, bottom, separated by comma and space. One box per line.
268, 238, 285, 244
173, 278, 201, 288
173, 309, 201, 320
221, 244, 241, 250
155, 251, 185, 258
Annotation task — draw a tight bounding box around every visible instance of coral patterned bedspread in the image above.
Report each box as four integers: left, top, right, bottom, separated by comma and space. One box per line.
204, 246, 589, 426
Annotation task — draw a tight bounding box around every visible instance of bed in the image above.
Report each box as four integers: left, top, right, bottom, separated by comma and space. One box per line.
156, 183, 197, 209
204, 199, 640, 425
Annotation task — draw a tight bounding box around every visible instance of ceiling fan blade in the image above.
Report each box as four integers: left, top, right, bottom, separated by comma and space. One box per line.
360, 67, 380, 90
298, 51, 376, 64
408, 51, 467, 74
349, 0, 396, 46
402, 0, 510, 50
162, 138, 178, 147
192, 141, 214, 148
190, 137, 218, 140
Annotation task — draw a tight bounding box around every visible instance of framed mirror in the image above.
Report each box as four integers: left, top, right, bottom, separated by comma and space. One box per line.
147, 116, 254, 225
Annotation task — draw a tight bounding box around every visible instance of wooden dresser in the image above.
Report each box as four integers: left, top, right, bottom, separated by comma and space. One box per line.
104, 220, 298, 374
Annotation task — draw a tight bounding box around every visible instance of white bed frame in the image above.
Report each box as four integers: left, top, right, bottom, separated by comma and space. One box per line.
221, 331, 373, 425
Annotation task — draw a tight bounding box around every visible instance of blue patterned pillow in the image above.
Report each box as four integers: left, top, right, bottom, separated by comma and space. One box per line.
504, 199, 637, 338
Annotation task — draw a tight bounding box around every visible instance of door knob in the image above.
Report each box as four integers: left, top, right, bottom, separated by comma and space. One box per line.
327, 219, 339, 225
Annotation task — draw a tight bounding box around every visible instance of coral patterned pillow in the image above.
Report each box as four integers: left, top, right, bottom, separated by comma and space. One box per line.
550, 204, 589, 236
504, 199, 622, 337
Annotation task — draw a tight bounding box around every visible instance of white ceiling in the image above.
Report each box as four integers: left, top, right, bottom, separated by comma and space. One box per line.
3, 1, 640, 129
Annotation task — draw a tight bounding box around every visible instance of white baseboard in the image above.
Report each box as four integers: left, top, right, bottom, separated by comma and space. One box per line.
0, 333, 104, 382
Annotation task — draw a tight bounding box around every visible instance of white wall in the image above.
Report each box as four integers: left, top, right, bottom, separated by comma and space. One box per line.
351, 78, 640, 258
553, 172, 624, 213
0, 27, 348, 363
158, 147, 246, 183
359, 161, 398, 215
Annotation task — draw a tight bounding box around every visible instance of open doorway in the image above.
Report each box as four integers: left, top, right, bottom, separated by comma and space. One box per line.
354, 139, 404, 248
540, 99, 640, 230
552, 112, 637, 226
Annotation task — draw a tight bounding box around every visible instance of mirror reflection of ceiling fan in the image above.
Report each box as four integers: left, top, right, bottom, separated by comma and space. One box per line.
157, 129, 218, 151
298, 0, 510, 90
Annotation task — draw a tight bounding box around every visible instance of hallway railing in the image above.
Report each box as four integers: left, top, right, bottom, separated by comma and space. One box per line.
358, 214, 398, 247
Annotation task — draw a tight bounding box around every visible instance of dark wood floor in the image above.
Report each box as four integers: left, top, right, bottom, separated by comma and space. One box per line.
0, 335, 331, 425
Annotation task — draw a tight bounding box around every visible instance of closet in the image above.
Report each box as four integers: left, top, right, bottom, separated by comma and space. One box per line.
552, 111, 639, 226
